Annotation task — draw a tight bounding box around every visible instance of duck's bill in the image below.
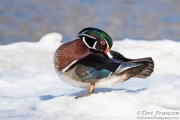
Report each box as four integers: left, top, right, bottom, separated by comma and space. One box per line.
104, 46, 113, 58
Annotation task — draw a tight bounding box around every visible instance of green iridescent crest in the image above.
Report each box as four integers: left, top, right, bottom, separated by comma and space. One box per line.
77, 27, 113, 48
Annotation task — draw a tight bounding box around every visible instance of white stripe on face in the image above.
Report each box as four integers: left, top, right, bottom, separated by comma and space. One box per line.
82, 37, 98, 50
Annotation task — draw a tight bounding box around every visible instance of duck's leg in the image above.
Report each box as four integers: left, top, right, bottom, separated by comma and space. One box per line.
75, 82, 95, 99
89, 82, 95, 94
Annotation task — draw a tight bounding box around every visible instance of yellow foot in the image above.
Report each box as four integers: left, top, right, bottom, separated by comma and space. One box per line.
75, 93, 95, 99
75, 82, 96, 99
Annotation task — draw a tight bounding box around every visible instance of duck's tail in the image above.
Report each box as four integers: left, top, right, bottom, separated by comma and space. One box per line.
132, 57, 154, 78
115, 57, 154, 82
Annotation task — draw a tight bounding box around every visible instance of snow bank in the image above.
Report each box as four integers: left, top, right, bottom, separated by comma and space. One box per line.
0, 33, 180, 120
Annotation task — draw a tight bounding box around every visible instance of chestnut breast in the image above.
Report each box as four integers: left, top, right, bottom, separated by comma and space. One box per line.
54, 38, 90, 71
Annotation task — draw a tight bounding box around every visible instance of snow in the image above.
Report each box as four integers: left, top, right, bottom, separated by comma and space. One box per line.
0, 33, 180, 120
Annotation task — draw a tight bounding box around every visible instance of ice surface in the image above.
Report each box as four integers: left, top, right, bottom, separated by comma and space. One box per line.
0, 33, 180, 120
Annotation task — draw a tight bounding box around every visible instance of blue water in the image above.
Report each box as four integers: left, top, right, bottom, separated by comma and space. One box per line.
0, 0, 180, 44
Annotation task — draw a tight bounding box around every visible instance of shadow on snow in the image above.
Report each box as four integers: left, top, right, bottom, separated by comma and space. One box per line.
40, 87, 147, 101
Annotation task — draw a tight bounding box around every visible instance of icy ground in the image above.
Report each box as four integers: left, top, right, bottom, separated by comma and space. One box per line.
0, 33, 180, 120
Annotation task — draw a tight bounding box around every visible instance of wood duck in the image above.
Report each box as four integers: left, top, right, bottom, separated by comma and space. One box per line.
54, 27, 154, 98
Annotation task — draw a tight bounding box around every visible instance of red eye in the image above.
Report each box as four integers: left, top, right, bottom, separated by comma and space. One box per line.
100, 40, 106, 45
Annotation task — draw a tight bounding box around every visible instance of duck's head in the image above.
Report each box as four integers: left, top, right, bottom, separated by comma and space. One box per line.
77, 27, 113, 58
